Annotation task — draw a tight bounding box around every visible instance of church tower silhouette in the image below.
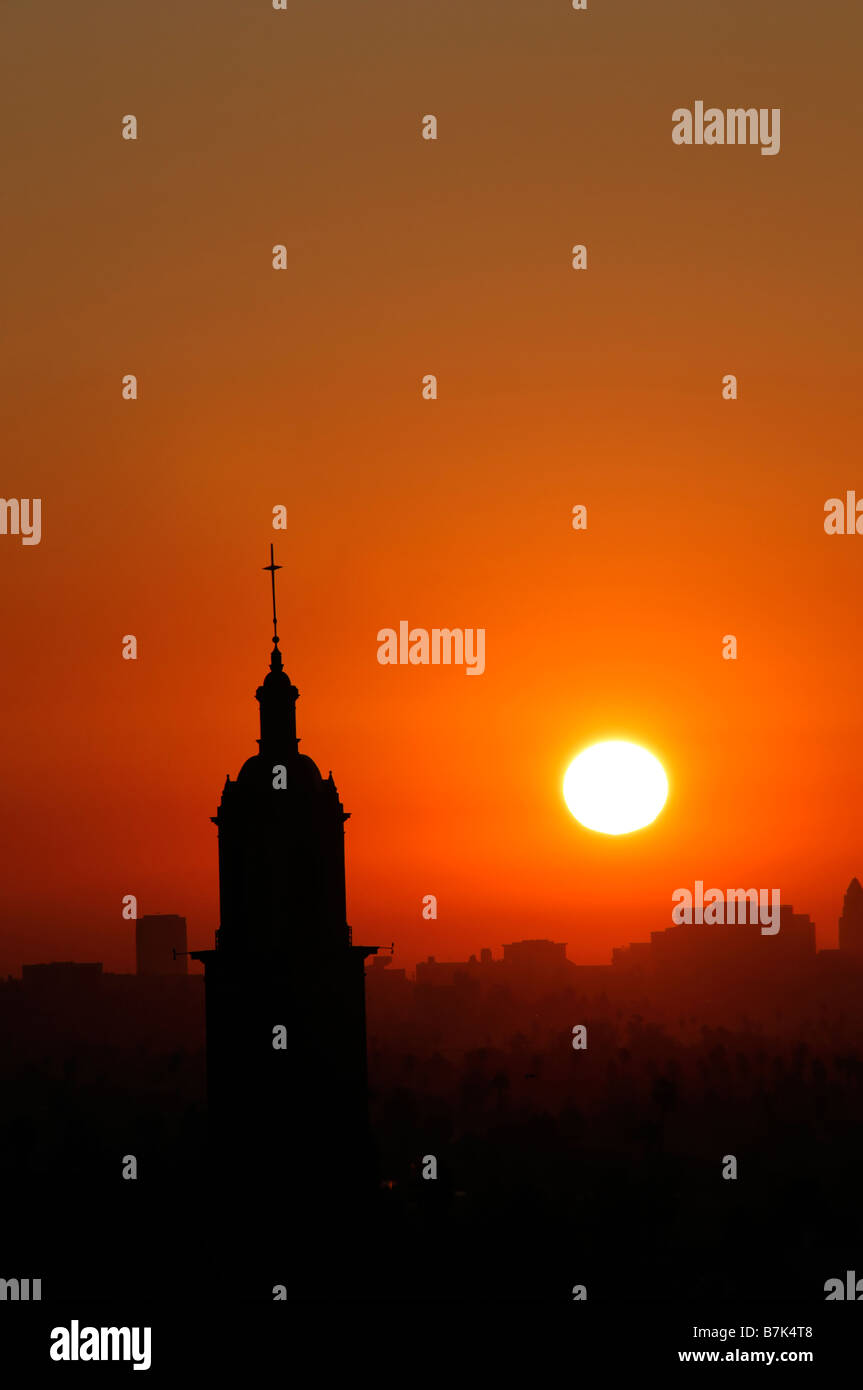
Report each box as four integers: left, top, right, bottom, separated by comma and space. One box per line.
192, 549, 377, 1223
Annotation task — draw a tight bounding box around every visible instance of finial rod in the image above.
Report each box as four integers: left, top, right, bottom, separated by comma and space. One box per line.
263, 543, 282, 644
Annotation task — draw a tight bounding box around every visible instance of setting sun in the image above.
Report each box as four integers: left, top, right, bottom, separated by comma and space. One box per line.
563, 741, 669, 836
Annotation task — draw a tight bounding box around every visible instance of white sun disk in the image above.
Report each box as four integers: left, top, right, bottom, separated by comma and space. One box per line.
563, 741, 668, 835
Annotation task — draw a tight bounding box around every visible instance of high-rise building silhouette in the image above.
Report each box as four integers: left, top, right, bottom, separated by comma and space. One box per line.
135, 914, 187, 975
192, 550, 377, 1226
839, 877, 863, 957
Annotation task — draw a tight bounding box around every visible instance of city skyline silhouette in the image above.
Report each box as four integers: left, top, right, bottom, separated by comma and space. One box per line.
3, 0, 863, 1370
1, 552, 862, 1312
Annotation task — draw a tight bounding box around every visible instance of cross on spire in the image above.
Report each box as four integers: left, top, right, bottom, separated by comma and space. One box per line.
263, 543, 282, 646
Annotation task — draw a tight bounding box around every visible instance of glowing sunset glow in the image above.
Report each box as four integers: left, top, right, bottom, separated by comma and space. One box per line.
563, 742, 669, 836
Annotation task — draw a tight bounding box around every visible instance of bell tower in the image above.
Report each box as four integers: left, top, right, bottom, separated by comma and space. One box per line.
212, 548, 352, 957
192, 548, 377, 1231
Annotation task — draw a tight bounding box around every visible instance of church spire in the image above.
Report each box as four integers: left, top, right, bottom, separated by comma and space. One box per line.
263, 543, 283, 672
256, 544, 298, 754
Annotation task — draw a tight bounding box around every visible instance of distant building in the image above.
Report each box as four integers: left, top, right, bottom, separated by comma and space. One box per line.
365, 955, 412, 1028
502, 939, 567, 972
839, 878, 863, 957
612, 941, 652, 971
416, 953, 493, 989
614, 906, 814, 968
22, 961, 103, 993
366, 955, 408, 988
135, 915, 187, 976
610, 905, 816, 995
414, 940, 575, 995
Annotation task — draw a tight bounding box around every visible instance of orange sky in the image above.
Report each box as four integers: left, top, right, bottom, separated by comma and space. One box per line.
1, 0, 861, 975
